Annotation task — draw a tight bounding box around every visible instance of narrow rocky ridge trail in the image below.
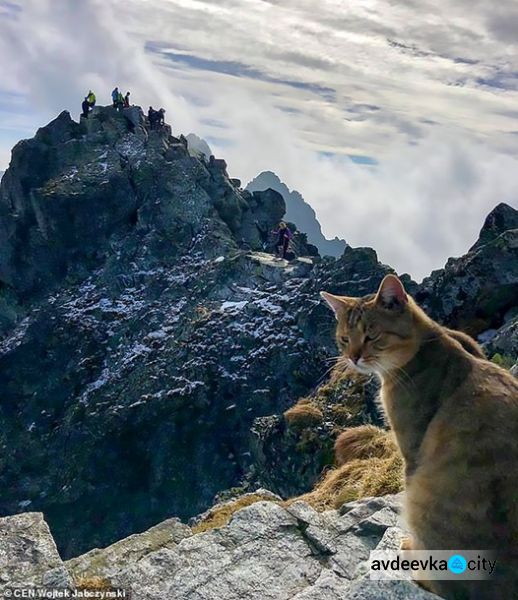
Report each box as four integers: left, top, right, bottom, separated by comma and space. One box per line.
0, 104, 516, 585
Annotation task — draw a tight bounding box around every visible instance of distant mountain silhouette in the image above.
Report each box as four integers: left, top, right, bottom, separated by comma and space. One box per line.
186, 133, 212, 160
246, 171, 347, 257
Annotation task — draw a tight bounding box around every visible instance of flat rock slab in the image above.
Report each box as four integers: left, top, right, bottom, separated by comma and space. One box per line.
66, 517, 192, 580
0, 512, 72, 590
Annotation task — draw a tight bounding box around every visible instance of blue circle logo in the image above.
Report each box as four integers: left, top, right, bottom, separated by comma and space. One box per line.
448, 554, 467, 574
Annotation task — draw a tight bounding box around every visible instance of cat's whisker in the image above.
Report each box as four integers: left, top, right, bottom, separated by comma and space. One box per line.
318, 357, 347, 383
334, 357, 352, 377
323, 355, 341, 364
388, 363, 416, 391
376, 361, 415, 395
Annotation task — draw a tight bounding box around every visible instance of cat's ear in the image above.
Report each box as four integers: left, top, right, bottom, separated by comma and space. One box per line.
375, 275, 408, 310
320, 291, 351, 320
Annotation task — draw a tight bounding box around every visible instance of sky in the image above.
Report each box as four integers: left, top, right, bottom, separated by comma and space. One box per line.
1, 0, 518, 280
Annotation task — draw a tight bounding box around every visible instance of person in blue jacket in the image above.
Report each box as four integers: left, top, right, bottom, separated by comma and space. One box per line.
111, 87, 119, 108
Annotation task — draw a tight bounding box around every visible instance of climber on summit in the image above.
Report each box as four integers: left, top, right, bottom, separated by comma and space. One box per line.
157, 108, 166, 126
124, 91, 131, 108
86, 90, 96, 107
81, 97, 90, 119
111, 87, 119, 108
117, 90, 125, 111
273, 221, 292, 260
148, 107, 166, 130
148, 106, 157, 128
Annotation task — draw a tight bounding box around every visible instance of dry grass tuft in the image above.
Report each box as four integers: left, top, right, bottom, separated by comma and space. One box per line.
192, 493, 279, 534
74, 575, 113, 591
284, 402, 324, 430
287, 425, 403, 511
334, 424, 395, 466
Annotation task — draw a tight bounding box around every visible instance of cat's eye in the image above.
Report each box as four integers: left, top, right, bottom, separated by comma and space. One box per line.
364, 333, 379, 343
339, 335, 349, 345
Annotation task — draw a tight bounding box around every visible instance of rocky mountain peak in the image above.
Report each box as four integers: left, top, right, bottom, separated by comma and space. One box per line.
0, 106, 334, 556
470, 202, 518, 251
0, 106, 287, 307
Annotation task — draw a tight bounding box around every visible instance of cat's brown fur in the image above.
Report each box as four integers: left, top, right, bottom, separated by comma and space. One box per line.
321, 275, 518, 599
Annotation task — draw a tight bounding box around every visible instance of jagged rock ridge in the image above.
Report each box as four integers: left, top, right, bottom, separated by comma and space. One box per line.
417, 202, 518, 336
1, 494, 438, 599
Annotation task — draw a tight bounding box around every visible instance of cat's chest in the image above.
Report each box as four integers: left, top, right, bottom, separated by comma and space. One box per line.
379, 385, 413, 422
380, 383, 430, 462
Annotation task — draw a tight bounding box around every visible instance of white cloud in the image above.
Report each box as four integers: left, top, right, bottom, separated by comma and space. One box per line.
201, 88, 518, 280
0, 0, 517, 280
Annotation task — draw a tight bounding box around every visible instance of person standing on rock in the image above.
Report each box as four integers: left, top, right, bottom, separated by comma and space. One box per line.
86, 90, 96, 108
148, 106, 157, 129
157, 108, 166, 127
112, 87, 120, 109
148, 107, 165, 130
81, 97, 90, 119
273, 221, 292, 260
124, 91, 131, 108
117, 90, 125, 111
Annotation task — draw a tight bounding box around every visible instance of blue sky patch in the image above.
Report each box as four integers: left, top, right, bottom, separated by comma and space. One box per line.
147, 43, 336, 101
476, 71, 518, 91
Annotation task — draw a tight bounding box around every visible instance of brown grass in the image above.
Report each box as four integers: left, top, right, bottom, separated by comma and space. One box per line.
74, 576, 113, 591
284, 402, 324, 430
192, 492, 279, 534
287, 425, 403, 511
334, 424, 395, 466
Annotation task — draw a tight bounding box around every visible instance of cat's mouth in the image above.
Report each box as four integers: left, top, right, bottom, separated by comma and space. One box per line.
348, 358, 377, 375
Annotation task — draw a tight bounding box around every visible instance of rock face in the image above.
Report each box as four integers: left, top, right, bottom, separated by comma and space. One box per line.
250, 365, 382, 499
0, 493, 436, 599
470, 203, 518, 251
0, 512, 72, 590
417, 202, 518, 336
246, 171, 347, 257
66, 517, 191, 581
0, 108, 282, 303
101, 496, 435, 600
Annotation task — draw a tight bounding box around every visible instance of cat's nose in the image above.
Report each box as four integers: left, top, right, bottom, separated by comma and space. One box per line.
350, 354, 362, 364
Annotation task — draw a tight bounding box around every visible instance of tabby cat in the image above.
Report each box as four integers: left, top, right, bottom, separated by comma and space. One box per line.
321, 274, 518, 599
